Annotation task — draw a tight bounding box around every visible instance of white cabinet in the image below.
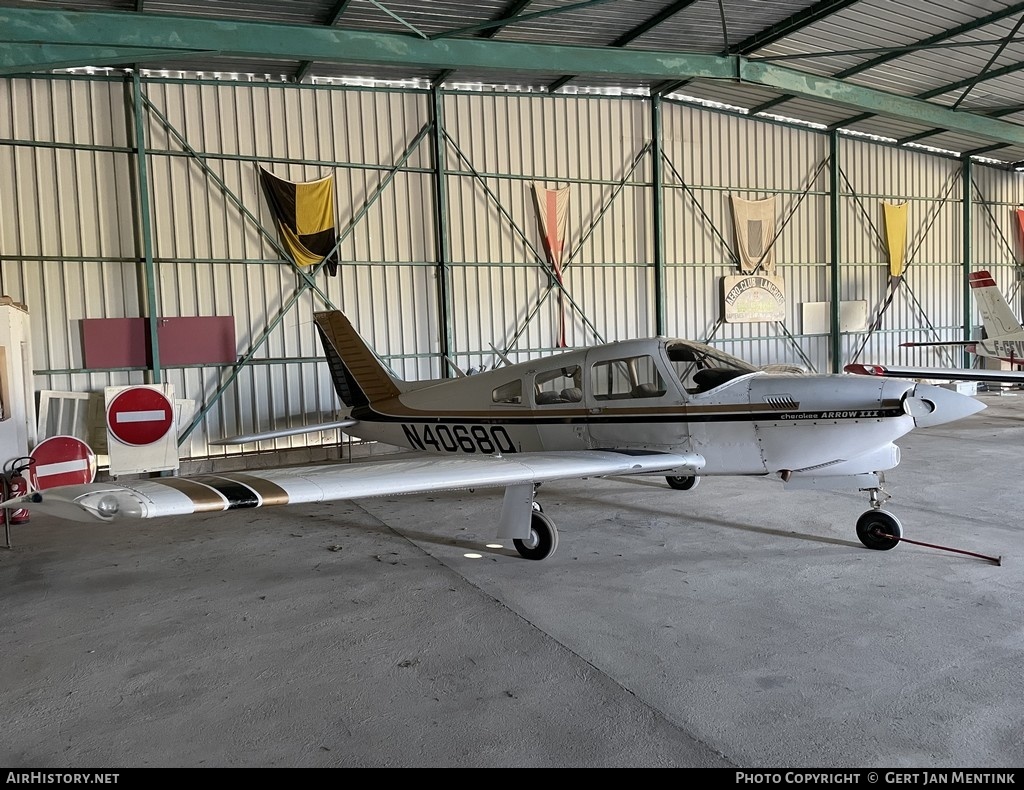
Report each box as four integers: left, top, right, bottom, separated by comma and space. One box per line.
0, 299, 36, 470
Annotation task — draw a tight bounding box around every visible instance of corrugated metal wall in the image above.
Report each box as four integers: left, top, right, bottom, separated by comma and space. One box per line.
445, 92, 653, 365
662, 106, 830, 371
0, 77, 141, 392
838, 139, 966, 370
971, 164, 1024, 337
1, 73, 1022, 467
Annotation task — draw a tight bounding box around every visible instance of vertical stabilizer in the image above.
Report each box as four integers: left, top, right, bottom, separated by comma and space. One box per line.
313, 311, 404, 408
969, 270, 1024, 339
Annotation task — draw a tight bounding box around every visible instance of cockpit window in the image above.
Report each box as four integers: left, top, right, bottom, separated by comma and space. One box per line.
492, 380, 522, 405
534, 366, 583, 405
667, 342, 756, 394
592, 355, 666, 400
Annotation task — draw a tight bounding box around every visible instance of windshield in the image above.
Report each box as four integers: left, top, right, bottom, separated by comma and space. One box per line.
665, 340, 758, 394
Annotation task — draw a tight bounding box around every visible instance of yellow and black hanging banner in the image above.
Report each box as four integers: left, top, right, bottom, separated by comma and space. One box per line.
259, 167, 339, 276
882, 201, 908, 277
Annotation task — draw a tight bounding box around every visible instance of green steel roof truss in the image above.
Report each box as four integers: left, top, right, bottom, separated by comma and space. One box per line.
4, 7, 1024, 147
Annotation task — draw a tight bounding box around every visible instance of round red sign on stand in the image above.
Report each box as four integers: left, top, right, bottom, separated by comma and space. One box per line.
107, 387, 174, 446
29, 436, 97, 490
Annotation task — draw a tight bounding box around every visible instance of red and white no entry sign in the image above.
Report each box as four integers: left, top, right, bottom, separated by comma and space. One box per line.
107, 386, 174, 446
29, 436, 97, 490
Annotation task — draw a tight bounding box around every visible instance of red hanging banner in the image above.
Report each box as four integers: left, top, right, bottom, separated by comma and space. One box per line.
531, 183, 571, 347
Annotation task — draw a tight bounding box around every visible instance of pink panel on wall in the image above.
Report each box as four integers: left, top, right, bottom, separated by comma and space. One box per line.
81, 318, 148, 368
156, 317, 237, 366
81, 317, 237, 368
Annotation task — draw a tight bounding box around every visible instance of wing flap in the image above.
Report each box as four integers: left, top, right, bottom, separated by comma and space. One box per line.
2, 450, 704, 523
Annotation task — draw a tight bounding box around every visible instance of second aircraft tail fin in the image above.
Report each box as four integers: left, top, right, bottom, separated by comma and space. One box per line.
970, 270, 1024, 339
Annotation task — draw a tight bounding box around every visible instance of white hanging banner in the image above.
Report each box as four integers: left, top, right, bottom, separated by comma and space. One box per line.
730, 195, 779, 274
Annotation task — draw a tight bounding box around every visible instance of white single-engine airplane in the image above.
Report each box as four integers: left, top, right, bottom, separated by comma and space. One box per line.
2, 311, 985, 560
846, 269, 1024, 384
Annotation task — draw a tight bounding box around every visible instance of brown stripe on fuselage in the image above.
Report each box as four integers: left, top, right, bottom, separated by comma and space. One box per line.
156, 478, 230, 512
368, 397, 806, 419
216, 473, 290, 506
372, 392, 899, 421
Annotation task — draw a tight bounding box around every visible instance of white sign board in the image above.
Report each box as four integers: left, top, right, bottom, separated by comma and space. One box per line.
801, 301, 868, 334
104, 383, 180, 476
721, 275, 786, 323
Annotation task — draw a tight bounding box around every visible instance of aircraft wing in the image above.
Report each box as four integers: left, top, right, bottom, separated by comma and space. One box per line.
1, 449, 704, 524
845, 363, 1024, 383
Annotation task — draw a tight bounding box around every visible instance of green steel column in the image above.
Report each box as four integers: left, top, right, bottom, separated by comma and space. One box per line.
829, 131, 841, 373
962, 158, 973, 368
131, 70, 162, 383
430, 88, 453, 374
652, 95, 666, 337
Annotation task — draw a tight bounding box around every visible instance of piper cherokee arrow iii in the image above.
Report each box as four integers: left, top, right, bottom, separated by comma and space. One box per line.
2, 311, 985, 560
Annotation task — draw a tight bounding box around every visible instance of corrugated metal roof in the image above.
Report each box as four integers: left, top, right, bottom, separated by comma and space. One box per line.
625, 0, 820, 53
5, 0, 1024, 165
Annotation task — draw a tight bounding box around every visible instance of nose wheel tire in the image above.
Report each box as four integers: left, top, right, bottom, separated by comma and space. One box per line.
514, 511, 558, 561
666, 475, 701, 491
856, 510, 902, 551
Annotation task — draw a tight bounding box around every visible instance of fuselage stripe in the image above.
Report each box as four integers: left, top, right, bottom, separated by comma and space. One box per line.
354, 406, 904, 426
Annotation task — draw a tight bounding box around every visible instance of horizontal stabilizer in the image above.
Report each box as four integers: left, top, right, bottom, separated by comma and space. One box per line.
900, 341, 974, 348
210, 419, 358, 445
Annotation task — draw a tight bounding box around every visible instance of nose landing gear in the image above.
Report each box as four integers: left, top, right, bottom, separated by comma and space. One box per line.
857, 475, 902, 550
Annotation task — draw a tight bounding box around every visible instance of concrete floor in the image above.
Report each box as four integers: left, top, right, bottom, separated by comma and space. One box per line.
2, 391, 1022, 768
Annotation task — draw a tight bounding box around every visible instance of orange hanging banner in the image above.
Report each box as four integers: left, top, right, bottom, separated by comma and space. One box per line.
531, 183, 572, 347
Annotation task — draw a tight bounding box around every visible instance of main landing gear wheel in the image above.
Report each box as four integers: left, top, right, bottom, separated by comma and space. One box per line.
666, 475, 701, 491
514, 511, 559, 561
856, 510, 903, 551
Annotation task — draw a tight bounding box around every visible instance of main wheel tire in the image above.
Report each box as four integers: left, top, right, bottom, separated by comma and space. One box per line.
666, 475, 701, 491
513, 511, 559, 561
856, 510, 903, 551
